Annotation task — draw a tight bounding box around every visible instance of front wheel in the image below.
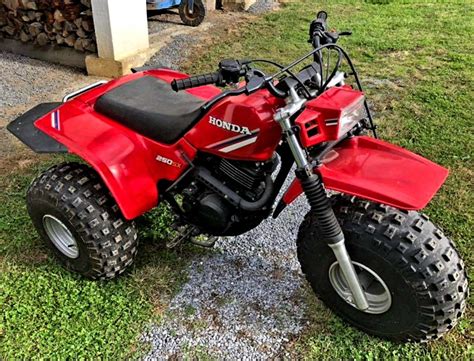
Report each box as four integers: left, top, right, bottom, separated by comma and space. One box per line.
297, 195, 468, 342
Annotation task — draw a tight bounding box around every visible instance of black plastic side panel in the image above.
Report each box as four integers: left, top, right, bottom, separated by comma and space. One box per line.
7, 102, 68, 153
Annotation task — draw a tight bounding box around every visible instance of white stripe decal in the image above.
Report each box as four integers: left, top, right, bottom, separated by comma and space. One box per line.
50, 110, 60, 130
207, 128, 260, 149
219, 136, 258, 153
207, 133, 248, 148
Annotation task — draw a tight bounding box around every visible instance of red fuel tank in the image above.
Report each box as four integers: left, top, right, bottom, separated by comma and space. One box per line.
185, 89, 285, 161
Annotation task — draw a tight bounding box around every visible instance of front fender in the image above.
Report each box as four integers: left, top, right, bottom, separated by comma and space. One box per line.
274, 136, 448, 216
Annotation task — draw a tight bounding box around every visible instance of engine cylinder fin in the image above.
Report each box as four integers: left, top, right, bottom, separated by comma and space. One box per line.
218, 159, 260, 190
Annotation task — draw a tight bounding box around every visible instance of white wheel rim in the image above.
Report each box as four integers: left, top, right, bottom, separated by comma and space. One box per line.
329, 261, 392, 314
42, 215, 79, 259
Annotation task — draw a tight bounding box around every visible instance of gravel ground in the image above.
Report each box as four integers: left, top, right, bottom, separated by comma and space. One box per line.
146, 1, 277, 70
142, 5, 312, 358
142, 180, 311, 359
147, 33, 199, 70
0, 51, 90, 110
247, 0, 279, 15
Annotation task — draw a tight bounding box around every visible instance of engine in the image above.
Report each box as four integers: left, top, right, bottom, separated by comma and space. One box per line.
181, 154, 278, 236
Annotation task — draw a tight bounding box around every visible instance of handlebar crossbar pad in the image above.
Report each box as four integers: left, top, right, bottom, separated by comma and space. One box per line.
171, 72, 220, 91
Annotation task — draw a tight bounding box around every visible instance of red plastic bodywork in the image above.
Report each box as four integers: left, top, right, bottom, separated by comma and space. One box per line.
186, 91, 284, 161
295, 86, 364, 146
282, 136, 449, 210
34, 69, 284, 219
34, 69, 448, 219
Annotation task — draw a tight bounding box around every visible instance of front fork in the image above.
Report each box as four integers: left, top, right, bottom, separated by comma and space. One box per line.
275, 91, 369, 311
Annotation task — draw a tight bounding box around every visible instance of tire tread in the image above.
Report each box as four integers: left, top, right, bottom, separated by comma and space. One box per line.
297, 195, 468, 342
27, 162, 138, 280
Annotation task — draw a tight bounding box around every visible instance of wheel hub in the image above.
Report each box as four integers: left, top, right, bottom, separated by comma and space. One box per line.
42, 215, 79, 259
328, 261, 392, 314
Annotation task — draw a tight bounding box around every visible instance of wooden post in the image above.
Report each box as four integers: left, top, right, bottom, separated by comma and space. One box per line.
86, 0, 150, 77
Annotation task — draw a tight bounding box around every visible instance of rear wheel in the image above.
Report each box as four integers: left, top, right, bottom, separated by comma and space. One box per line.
297, 195, 468, 341
179, 0, 205, 26
27, 162, 138, 280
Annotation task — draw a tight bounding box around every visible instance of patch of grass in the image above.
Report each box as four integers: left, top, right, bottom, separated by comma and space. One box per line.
295, 287, 471, 360
183, 0, 473, 358
0, 155, 194, 358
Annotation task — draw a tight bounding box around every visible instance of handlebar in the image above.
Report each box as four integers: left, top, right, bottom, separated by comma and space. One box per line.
317, 10, 327, 21
170, 11, 349, 102
309, 11, 328, 45
171, 57, 289, 99
309, 11, 350, 45
171, 59, 247, 92
171, 72, 221, 91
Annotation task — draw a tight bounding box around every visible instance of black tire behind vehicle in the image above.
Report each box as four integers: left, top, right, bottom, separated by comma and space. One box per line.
297, 195, 468, 342
27, 162, 138, 280
179, 0, 205, 26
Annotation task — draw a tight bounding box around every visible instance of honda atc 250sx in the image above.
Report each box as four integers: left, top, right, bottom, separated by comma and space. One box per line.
8, 11, 467, 341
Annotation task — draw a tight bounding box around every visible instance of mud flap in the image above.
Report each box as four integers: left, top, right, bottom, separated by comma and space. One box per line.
7, 102, 67, 153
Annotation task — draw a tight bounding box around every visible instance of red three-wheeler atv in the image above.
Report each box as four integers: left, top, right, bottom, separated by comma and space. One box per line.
8, 11, 467, 341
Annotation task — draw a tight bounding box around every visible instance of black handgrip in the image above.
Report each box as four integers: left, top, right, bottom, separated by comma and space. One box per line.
315, 10, 328, 31
317, 10, 328, 21
171, 72, 221, 91
309, 10, 328, 44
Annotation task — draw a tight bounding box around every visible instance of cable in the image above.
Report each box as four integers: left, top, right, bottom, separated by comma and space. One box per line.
318, 49, 343, 95
266, 43, 377, 137
247, 59, 285, 69
249, 59, 312, 98
325, 48, 330, 83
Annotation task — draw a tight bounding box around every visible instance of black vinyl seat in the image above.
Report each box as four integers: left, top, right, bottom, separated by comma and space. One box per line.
95, 76, 206, 144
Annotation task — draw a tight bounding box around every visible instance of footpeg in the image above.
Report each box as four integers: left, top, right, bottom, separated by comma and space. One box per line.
166, 224, 195, 249
166, 224, 218, 248
190, 234, 218, 248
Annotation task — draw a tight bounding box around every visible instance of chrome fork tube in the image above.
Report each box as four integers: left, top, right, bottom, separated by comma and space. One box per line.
329, 241, 369, 310
279, 117, 308, 169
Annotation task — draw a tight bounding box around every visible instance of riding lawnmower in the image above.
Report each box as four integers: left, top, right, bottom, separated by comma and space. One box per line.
147, 0, 206, 26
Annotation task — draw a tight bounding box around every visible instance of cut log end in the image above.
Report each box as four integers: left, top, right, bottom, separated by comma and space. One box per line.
1, 0, 96, 53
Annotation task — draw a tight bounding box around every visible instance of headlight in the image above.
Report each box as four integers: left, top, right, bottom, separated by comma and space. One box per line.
295, 87, 366, 146
337, 96, 366, 137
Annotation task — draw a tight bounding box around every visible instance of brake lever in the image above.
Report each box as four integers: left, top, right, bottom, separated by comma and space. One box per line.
245, 75, 265, 95
319, 30, 352, 45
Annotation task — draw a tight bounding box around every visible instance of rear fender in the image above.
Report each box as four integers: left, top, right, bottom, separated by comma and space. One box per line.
7, 102, 67, 153
9, 70, 211, 220
274, 136, 449, 217
33, 100, 194, 220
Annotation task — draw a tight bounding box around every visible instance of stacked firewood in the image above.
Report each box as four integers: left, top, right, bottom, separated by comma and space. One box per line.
0, 0, 96, 53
